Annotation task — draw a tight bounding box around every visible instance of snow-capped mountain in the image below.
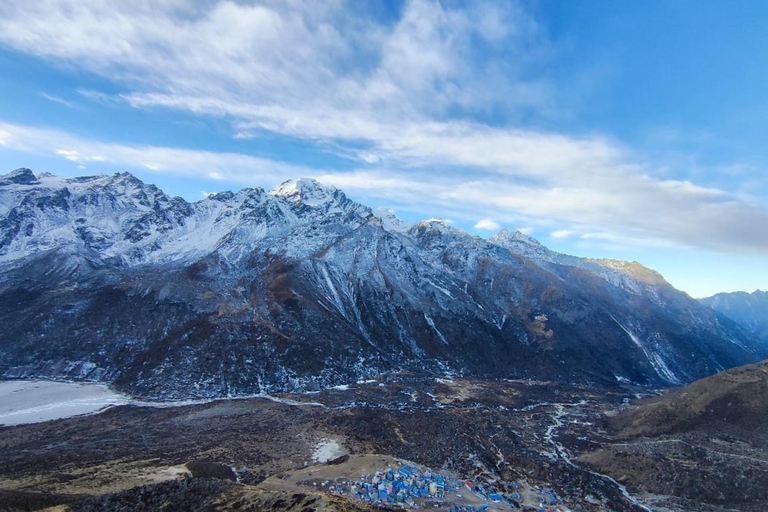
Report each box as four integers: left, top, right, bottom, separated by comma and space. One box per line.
1, 169, 765, 398
701, 290, 768, 344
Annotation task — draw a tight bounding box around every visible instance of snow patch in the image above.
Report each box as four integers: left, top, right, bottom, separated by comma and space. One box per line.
425, 278, 453, 298
373, 208, 412, 233
611, 316, 681, 384
0, 380, 130, 426
312, 438, 346, 463
424, 314, 449, 345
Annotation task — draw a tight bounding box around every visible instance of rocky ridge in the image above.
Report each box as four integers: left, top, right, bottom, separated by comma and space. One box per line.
0, 168, 765, 398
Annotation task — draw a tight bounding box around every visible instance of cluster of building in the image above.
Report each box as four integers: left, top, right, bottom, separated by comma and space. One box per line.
326, 462, 565, 511
329, 464, 459, 505
536, 488, 560, 507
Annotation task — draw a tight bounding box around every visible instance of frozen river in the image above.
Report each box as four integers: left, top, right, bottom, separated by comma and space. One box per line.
0, 380, 314, 426
0, 377, 375, 427
0, 380, 132, 426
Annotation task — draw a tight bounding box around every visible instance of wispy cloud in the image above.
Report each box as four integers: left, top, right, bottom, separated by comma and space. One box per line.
0, 121, 311, 184
2, 120, 767, 253
40, 92, 76, 108
0, 1, 553, 143
0, 2, 766, 253
77, 89, 123, 106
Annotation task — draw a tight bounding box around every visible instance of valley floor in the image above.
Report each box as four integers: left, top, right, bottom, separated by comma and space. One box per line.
0, 376, 765, 512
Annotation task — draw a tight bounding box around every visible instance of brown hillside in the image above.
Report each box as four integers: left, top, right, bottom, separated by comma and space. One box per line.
610, 359, 768, 440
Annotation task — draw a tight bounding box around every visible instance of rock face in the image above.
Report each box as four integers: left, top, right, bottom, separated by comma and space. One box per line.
702, 289, 768, 343
0, 169, 765, 398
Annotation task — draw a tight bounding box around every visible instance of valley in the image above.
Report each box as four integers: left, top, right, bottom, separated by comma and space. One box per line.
3, 373, 767, 512
1, 169, 765, 399
2, 169, 767, 512
1, 2, 767, 510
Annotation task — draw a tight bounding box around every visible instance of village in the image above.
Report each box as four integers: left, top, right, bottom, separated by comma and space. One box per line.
318, 461, 570, 512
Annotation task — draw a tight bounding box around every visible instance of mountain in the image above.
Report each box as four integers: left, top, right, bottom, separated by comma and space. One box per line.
0, 168, 765, 398
701, 290, 768, 343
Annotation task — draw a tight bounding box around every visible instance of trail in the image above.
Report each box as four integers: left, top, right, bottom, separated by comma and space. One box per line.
613, 439, 768, 466
540, 401, 654, 512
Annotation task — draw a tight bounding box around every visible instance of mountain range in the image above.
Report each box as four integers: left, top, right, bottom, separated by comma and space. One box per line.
701, 289, 768, 344
1, 168, 765, 398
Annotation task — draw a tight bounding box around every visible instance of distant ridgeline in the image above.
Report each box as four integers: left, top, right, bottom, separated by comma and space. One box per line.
701, 290, 768, 344
0, 168, 765, 398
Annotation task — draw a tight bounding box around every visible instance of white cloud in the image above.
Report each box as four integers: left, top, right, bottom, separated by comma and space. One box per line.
0, 121, 312, 185
579, 231, 674, 249
474, 218, 500, 230
1, 119, 768, 252
0, 1, 554, 149
55, 149, 84, 162
551, 230, 574, 239
0, 2, 766, 253
40, 92, 75, 108
426, 218, 454, 225
55, 149, 105, 163
321, 166, 768, 252
580, 232, 617, 241
0, 1, 614, 181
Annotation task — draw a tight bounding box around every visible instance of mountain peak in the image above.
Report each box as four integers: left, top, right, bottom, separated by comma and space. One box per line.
414, 218, 462, 236
1, 168, 39, 185
1, 168, 764, 400
107, 171, 144, 186
269, 178, 339, 206
490, 229, 544, 248
588, 258, 666, 285
373, 208, 412, 233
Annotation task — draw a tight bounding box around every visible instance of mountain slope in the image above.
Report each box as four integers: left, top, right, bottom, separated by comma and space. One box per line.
579, 359, 768, 510
609, 358, 768, 439
702, 290, 768, 343
0, 169, 764, 398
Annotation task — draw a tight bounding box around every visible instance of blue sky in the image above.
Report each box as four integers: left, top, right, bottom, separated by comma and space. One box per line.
0, 0, 766, 297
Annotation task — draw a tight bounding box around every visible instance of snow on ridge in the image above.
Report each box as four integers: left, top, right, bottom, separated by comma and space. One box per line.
0, 169, 665, 299
373, 208, 412, 233
491, 228, 545, 247
489, 230, 652, 295
269, 178, 338, 206
0, 168, 39, 185
0, 171, 367, 265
